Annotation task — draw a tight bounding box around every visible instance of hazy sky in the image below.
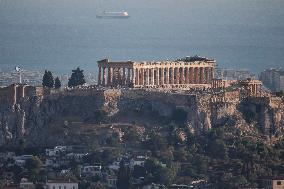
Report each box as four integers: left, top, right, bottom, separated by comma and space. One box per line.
0, 0, 284, 73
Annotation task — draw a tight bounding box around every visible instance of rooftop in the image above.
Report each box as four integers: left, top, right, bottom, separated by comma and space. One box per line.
46, 179, 78, 184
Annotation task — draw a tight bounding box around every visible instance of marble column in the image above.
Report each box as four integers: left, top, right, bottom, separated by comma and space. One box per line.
172, 68, 175, 84
132, 68, 135, 85
255, 84, 257, 96
174, 67, 178, 84
127, 68, 131, 84
184, 67, 189, 84
165, 68, 169, 84
204, 68, 208, 84
151, 68, 155, 85
102, 67, 107, 86
98, 66, 102, 85
107, 67, 113, 86
135, 68, 139, 85
171, 68, 175, 84
140, 68, 144, 85
161, 68, 164, 85
189, 67, 194, 84
210, 67, 214, 82
156, 68, 160, 85
146, 69, 150, 86
200, 67, 204, 84
122, 68, 126, 85
194, 68, 199, 84
180, 67, 184, 84
118, 68, 121, 85
143, 69, 146, 86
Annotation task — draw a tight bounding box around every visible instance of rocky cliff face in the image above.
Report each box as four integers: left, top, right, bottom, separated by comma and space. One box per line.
238, 97, 284, 135
0, 89, 283, 147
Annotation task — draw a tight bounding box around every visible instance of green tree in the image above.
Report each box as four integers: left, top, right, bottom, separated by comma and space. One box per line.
173, 148, 188, 162
101, 149, 121, 165
83, 151, 102, 165
172, 108, 188, 125
42, 70, 54, 88
208, 127, 225, 140
16, 138, 26, 155
145, 131, 168, 153
87, 182, 106, 189
228, 175, 248, 188
181, 164, 198, 178
68, 67, 86, 87
0, 177, 6, 188
123, 129, 141, 143
35, 184, 45, 189
106, 132, 120, 146
25, 156, 43, 182
208, 139, 228, 159
69, 160, 81, 179
132, 165, 146, 178
11, 164, 23, 183
275, 90, 284, 97
54, 77, 61, 89
194, 155, 208, 175
25, 156, 42, 172
117, 160, 130, 189
156, 163, 179, 186
144, 159, 161, 175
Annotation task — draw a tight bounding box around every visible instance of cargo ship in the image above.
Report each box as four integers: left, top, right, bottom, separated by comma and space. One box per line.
96, 11, 130, 19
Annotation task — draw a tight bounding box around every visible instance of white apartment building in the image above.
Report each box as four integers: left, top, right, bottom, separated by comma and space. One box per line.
45, 180, 78, 189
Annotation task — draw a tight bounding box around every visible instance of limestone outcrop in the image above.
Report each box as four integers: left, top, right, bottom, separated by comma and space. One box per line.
0, 87, 283, 147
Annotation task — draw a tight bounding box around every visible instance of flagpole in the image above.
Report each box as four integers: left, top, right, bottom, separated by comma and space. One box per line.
15, 66, 22, 84
19, 71, 22, 84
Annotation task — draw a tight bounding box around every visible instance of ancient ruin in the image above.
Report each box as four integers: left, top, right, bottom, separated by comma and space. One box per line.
0, 56, 281, 148
97, 56, 216, 89
239, 78, 263, 97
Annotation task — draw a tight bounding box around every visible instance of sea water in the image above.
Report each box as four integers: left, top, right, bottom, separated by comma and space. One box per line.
0, 0, 283, 74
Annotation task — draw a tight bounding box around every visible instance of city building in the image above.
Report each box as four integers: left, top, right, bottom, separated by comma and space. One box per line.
81, 165, 102, 177
106, 176, 117, 189
215, 68, 255, 80
20, 178, 35, 189
260, 68, 284, 92
129, 155, 148, 169
15, 155, 34, 167
259, 177, 284, 189
45, 180, 78, 189
97, 56, 216, 89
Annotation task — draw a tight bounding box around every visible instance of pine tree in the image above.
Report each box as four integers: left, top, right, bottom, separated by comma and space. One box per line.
54, 77, 61, 89
68, 67, 86, 87
42, 70, 54, 88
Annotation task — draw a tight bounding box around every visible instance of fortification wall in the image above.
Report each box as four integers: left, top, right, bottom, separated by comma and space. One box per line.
0, 85, 16, 108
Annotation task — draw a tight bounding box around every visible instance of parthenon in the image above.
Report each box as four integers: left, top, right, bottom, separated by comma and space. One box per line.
97, 56, 216, 89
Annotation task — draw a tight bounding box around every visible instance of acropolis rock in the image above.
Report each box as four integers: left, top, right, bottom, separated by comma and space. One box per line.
0, 84, 283, 147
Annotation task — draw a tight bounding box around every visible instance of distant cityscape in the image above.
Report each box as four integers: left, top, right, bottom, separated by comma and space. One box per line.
260, 68, 284, 92
1, 66, 284, 93
0, 68, 97, 88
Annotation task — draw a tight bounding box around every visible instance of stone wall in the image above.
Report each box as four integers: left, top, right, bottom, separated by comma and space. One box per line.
0, 84, 45, 110
0, 85, 16, 109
